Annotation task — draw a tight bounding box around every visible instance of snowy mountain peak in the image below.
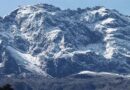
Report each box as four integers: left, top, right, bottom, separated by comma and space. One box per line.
35, 4, 61, 11
0, 4, 130, 77
90, 6, 107, 16
17, 4, 60, 14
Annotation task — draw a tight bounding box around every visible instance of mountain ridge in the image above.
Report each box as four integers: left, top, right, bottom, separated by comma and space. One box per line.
0, 4, 130, 78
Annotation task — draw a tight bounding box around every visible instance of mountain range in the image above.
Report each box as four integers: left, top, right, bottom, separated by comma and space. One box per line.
0, 4, 130, 90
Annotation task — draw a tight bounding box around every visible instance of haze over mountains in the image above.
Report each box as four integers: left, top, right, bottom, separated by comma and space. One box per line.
0, 4, 130, 90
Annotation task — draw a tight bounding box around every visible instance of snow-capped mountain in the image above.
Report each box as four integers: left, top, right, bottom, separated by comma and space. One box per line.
0, 4, 130, 77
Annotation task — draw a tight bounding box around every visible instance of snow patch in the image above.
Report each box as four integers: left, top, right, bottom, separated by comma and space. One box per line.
46, 29, 61, 41
0, 39, 2, 44
0, 63, 4, 68
80, 43, 104, 55
6, 46, 47, 76
106, 28, 117, 34
78, 70, 120, 76
101, 18, 115, 25
104, 38, 116, 59
91, 7, 107, 16
59, 35, 65, 50
79, 71, 96, 75
121, 53, 130, 58
104, 46, 115, 59
103, 28, 117, 59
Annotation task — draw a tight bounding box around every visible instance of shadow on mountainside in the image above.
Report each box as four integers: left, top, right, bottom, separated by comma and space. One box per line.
0, 84, 14, 90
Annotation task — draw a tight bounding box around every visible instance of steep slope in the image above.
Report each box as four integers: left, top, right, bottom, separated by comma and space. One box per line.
1, 71, 130, 90
0, 4, 130, 77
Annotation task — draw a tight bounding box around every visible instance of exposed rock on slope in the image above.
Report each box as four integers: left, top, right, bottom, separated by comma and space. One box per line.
0, 4, 130, 77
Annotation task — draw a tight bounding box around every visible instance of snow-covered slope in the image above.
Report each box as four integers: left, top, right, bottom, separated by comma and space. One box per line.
0, 4, 130, 77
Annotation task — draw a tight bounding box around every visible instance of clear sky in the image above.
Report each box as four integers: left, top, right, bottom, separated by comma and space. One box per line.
0, 0, 130, 17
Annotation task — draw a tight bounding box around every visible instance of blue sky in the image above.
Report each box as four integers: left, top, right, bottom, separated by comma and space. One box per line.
0, 0, 130, 16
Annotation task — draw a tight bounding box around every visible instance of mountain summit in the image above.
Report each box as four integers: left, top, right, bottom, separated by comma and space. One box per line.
0, 4, 130, 77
